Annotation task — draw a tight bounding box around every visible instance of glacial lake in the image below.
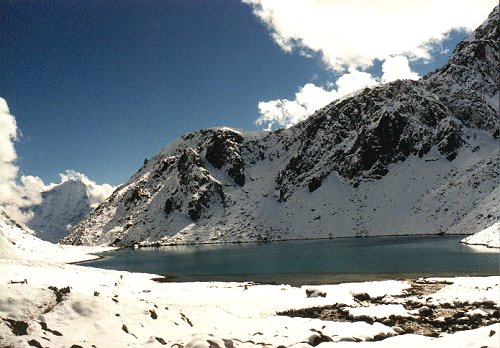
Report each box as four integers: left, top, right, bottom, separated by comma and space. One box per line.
82, 236, 499, 285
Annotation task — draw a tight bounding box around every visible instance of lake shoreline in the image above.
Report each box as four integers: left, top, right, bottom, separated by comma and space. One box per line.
108, 232, 473, 249
75, 232, 475, 264
147, 271, 500, 287
80, 235, 498, 285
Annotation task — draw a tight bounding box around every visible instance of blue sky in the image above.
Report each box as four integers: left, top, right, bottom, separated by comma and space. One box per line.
0, 0, 495, 186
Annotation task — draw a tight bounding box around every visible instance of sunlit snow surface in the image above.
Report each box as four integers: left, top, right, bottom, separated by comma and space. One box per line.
1, 212, 499, 347
462, 221, 500, 248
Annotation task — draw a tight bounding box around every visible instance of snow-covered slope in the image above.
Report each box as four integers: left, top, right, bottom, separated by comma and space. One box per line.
461, 222, 500, 248
0, 210, 112, 262
64, 6, 499, 247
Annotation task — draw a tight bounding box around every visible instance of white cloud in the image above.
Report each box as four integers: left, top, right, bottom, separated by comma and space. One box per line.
256, 69, 381, 129
243, 0, 496, 70
248, 0, 491, 129
382, 56, 420, 83
0, 98, 17, 165
0, 96, 116, 223
0, 97, 21, 218
335, 68, 379, 98
254, 59, 423, 129
256, 83, 338, 129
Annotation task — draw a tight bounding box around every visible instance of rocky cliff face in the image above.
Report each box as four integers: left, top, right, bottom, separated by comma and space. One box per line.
274, 81, 463, 202
63, 6, 499, 247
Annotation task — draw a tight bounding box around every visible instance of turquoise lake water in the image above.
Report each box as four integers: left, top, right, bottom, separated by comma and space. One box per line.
82, 235, 499, 285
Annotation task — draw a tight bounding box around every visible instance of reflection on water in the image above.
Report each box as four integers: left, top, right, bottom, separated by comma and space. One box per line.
83, 235, 499, 285
461, 243, 500, 253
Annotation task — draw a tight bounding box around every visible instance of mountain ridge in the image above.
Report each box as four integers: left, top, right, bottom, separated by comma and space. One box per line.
63, 6, 499, 247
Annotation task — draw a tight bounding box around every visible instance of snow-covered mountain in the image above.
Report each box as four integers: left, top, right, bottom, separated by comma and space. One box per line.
63, 6, 499, 247
24, 173, 115, 243
26, 179, 93, 243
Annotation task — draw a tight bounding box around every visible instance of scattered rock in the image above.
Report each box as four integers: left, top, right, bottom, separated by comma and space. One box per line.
371, 332, 394, 341
4, 318, 29, 335
39, 321, 62, 336
393, 326, 405, 334
338, 337, 362, 342
149, 309, 158, 319
308, 332, 333, 346
306, 288, 327, 298
206, 339, 221, 348
28, 339, 43, 348
222, 339, 235, 348
418, 306, 433, 317
280, 279, 500, 340
155, 336, 167, 345
353, 292, 371, 301
48, 286, 71, 303
180, 313, 193, 327
351, 314, 374, 324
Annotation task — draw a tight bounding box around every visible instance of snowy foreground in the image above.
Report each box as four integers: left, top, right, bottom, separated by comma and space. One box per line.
1, 218, 499, 347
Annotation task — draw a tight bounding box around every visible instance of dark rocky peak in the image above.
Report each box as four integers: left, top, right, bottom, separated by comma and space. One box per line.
166, 146, 226, 222
423, 5, 499, 134
203, 128, 246, 186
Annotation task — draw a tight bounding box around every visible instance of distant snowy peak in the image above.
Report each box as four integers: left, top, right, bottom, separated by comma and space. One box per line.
63, 6, 500, 247
27, 178, 107, 243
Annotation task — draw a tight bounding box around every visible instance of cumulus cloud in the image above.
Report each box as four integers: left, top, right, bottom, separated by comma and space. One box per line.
335, 68, 379, 97
247, 0, 493, 129
256, 83, 338, 129
243, 0, 496, 70
0, 97, 22, 219
0, 96, 116, 224
382, 56, 420, 83
256, 68, 382, 129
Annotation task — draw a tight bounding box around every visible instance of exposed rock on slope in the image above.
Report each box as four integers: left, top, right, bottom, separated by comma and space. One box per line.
63, 6, 499, 247
275, 81, 463, 201
423, 6, 499, 135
